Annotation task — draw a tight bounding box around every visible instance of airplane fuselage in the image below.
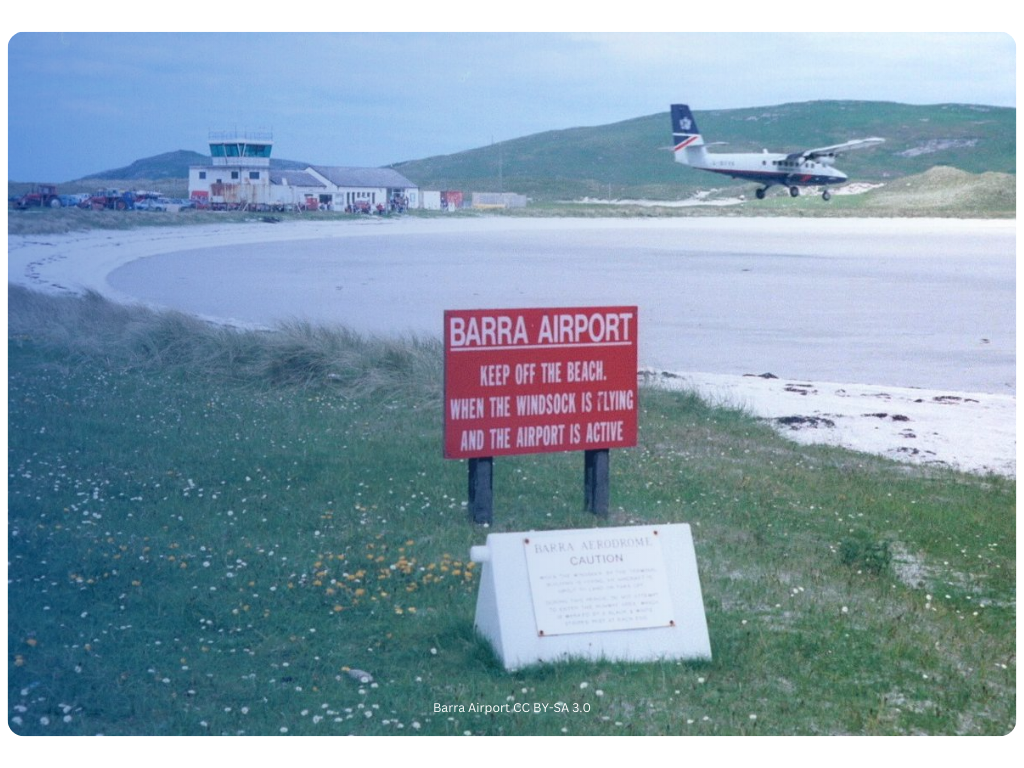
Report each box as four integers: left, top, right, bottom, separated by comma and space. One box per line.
686, 149, 848, 188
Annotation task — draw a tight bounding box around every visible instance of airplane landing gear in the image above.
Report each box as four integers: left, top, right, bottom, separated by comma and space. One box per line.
789, 186, 800, 198
756, 188, 767, 200
822, 189, 832, 201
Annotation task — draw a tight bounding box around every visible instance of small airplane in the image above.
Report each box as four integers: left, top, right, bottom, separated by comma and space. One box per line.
670, 104, 884, 201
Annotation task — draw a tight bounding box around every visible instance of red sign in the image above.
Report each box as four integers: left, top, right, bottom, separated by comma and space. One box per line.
444, 306, 638, 459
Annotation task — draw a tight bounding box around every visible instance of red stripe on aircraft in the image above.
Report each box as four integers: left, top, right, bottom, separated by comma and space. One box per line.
673, 136, 700, 151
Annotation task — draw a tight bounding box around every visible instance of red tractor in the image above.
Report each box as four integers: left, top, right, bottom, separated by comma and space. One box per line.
80, 189, 137, 211
12, 184, 60, 209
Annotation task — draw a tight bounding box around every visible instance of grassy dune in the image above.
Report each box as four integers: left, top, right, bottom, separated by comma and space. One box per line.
7, 287, 1015, 736
859, 166, 1017, 216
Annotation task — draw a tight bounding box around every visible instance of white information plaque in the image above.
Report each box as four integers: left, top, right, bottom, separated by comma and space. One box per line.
470, 523, 711, 670
523, 528, 674, 636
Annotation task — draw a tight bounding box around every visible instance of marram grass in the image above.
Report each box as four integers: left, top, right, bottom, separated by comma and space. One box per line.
7, 287, 1015, 736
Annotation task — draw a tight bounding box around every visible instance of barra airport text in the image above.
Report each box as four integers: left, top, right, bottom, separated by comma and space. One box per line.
434, 701, 591, 715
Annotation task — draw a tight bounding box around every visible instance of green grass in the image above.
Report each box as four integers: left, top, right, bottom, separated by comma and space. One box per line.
7, 287, 1015, 736
8, 164, 1014, 242
6, 206, 372, 237
395, 101, 1015, 201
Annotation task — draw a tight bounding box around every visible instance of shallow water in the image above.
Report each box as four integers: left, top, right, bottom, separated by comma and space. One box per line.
106, 219, 1015, 394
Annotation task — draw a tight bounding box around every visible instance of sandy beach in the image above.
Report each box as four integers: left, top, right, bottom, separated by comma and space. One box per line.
7, 217, 1016, 477
645, 370, 1015, 477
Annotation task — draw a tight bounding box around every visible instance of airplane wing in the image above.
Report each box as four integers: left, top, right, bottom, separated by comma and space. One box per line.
788, 137, 885, 161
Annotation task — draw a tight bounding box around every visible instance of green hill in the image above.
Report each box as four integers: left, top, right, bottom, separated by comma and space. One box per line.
79, 150, 210, 181
79, 150, 311, 182
392, 101, 1015, 201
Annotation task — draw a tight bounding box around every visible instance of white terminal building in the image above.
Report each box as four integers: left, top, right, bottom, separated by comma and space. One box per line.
188, 131, 419, 211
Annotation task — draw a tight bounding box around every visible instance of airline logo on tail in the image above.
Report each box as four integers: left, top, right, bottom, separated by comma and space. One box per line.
671, 104, 703, 150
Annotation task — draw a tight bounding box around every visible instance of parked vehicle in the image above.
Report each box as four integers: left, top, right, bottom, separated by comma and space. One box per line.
12, 184, 60, 209
57, 193, 89, 208
80, 189, 136, 211
134, 196, 176, 212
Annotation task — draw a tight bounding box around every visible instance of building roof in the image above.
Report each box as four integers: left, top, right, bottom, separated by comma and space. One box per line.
310, 166, 417, 189
270, 171, 325, 188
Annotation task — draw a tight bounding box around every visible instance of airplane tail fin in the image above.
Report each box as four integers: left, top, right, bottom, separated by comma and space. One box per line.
671, 104, 705, 165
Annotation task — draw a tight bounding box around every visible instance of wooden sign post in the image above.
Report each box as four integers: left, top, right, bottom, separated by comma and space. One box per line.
444, 307, 638, 522
584, 449, 610, 515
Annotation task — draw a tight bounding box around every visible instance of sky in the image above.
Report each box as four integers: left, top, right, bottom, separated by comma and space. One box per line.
5, 28, 1017, 182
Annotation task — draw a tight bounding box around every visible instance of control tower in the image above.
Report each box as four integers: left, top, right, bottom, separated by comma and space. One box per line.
207, 130, 273, 167
188, 130, 274, 208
